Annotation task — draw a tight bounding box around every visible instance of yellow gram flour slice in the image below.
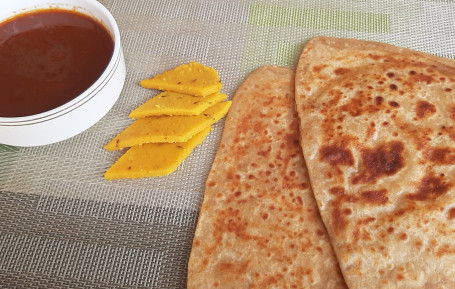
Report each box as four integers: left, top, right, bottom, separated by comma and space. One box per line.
105, 101, 231, 151
140, 62, 222, 97
129, 91, 227, 118
104, 126, 211, 180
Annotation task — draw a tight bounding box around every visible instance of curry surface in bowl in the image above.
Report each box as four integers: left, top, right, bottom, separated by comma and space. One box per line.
0, 9, 114, 117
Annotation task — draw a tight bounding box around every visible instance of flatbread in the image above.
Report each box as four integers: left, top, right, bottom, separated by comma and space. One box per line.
188, 65, 347, 289
295, 36, 455, 289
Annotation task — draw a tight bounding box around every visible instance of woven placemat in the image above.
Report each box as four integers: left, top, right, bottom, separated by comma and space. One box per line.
1, 0, 455, 287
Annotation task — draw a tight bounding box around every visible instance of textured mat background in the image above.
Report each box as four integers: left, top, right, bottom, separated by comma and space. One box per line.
1, 0, 455, 288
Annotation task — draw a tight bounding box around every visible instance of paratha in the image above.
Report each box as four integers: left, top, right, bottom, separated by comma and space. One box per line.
188, 65, 347, 289
295, 36, 455, 288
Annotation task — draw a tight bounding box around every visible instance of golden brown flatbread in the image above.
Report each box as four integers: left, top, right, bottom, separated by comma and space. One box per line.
295, 36, 455, 289
188, 65, 347, 289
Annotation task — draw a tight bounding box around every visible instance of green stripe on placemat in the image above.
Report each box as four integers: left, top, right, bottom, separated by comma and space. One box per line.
0, 144, 20, 153
240, 4, 391, 78
0, 145, 19, 188
249, 5, 390, 33
276, 42, 304, 67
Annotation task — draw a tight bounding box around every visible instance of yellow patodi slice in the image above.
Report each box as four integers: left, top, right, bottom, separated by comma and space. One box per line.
105, 126, 211, 180
140, 62, 222, 97
105, 101, 231, 151
129, 91, 227, 118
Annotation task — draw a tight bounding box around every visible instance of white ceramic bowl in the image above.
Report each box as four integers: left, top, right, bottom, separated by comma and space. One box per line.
0, 0, 126, 147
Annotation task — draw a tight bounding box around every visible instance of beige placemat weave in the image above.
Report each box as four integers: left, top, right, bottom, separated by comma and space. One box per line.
1, 0, 455, 287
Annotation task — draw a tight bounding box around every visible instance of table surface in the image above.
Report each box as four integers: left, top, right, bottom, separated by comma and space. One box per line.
2, 0, 455, 288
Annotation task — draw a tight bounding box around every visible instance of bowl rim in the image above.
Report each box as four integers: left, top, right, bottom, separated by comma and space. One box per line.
0, 0, 122, 125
